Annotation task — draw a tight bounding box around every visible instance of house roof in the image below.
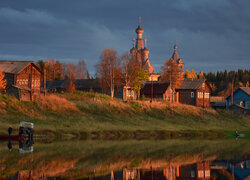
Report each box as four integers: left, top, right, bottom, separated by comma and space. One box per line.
0, 60, 37, 74
226, 87, 250, 99
177, 78, 206, 90
141, 82, 170, 95
240, 87, 250, 95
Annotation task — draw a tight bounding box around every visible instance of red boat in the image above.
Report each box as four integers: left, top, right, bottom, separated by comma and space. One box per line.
0, 134, 24, 141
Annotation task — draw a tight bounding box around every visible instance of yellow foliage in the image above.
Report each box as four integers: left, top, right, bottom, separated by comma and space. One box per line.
0, 72, 6, 90
185, 69, 197, 79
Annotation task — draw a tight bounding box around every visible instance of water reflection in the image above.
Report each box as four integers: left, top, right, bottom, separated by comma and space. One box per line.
0, 140, 249, 180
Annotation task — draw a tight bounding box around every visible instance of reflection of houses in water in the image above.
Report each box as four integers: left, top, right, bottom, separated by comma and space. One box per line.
123, 168, 140, 180
175, 161, 210, 180
123, 162, 211, 180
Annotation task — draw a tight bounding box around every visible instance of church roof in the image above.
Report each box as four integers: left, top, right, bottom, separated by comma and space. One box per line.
171, 42, 180, 61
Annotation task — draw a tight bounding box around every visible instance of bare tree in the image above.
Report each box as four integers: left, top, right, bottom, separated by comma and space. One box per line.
44, 59, 63, 80
75, 60, 88, 79
97, 48, 121, 98
63, 63, 76, 92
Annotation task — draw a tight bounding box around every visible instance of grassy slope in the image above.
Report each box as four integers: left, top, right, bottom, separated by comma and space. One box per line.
0, 91, 249, 136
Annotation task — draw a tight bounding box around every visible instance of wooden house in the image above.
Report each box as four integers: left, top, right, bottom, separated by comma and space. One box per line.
0, 61, 41, 101
140, 82, 172, 101
226, 87, 250, 114
176, 79, 211, 107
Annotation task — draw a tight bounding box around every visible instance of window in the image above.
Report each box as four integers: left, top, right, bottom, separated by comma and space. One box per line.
204, 93, 210, 98
205, 170, 210, 178
198, 92, 204, 99
202, 83, 205, 88
246, 102, 250, 108
235, 100, 243, 107
198, 170, 204, 178
191, 92, 194, 98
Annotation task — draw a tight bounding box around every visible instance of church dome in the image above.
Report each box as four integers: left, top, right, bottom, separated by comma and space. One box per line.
142, 47, 149, 54
130, 47, 136, 54
136, 25, 144, 34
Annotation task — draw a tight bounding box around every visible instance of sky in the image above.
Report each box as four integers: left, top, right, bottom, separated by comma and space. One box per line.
0, 0, 249, 76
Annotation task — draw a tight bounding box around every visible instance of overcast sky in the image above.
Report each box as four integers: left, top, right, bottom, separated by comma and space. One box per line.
0, 0, 249, 75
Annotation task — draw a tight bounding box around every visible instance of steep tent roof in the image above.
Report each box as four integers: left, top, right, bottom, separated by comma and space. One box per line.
177, 79, 205, 90
141, 82, 170, 95
0, 60, 36, 74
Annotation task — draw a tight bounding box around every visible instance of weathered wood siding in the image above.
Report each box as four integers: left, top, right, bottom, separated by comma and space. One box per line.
179, 90, 196, 106
195, 82, 210, 107
16, 64, 41, 100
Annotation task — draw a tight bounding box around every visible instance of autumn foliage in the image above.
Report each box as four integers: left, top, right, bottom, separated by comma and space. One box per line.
0, 72, 6, 91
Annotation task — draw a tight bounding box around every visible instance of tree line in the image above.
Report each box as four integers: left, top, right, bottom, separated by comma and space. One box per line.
182, 68, 249, 97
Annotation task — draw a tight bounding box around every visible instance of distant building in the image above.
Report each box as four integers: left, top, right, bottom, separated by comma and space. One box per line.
176, 79, 211, 107
140, 82, 172, 101
226, 87, 250, 114
0, 61, 41, 101
210, 96, 226, 109
42, 79, 102, 93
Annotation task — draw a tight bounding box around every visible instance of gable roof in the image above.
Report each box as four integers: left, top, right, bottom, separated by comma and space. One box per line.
141, 82, 170, 95
240, 87, 250, 95
226, 87, 250, 99
177, 79, 206, 90
0, 60, 37, 74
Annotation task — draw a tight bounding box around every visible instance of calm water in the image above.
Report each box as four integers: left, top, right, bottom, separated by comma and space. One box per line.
0, 139, 249, 180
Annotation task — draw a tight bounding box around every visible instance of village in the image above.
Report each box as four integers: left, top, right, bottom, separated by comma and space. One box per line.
0, 17, 249, 115
0, 1, 250, 179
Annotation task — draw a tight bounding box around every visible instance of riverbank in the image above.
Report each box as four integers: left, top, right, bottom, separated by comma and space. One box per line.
0, 92, 249, 139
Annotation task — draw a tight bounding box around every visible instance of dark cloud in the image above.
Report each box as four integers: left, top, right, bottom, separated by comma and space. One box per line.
0, 0, 249, 75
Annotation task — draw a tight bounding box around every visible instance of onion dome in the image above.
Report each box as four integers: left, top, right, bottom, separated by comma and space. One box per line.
136, 25, 144, 34
143, 38, 149, 54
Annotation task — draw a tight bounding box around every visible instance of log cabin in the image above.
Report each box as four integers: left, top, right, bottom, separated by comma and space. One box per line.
176, 79, 211, 107
0, 61, 42, 101
140, 82, 172, 101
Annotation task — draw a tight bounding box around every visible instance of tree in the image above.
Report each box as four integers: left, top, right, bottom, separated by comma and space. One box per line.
75, 60, 88, 79
160, 59, 183, 89
131, 68, 149, 98
198, 72, 205, 79
44, 60, 63, 80
86, 71, 90, 79
120, 52, 149, 99
96, 48, 121, 98
0, 72, 6, 91
37, 60, 45, 72
63, 63, 76, 92
185, 69, 197, 79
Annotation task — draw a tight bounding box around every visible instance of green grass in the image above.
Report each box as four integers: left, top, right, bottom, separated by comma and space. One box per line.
0, 92, 249, 138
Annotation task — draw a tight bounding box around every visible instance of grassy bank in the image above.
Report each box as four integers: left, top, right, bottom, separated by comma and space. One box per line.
0, 92, 249, 138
